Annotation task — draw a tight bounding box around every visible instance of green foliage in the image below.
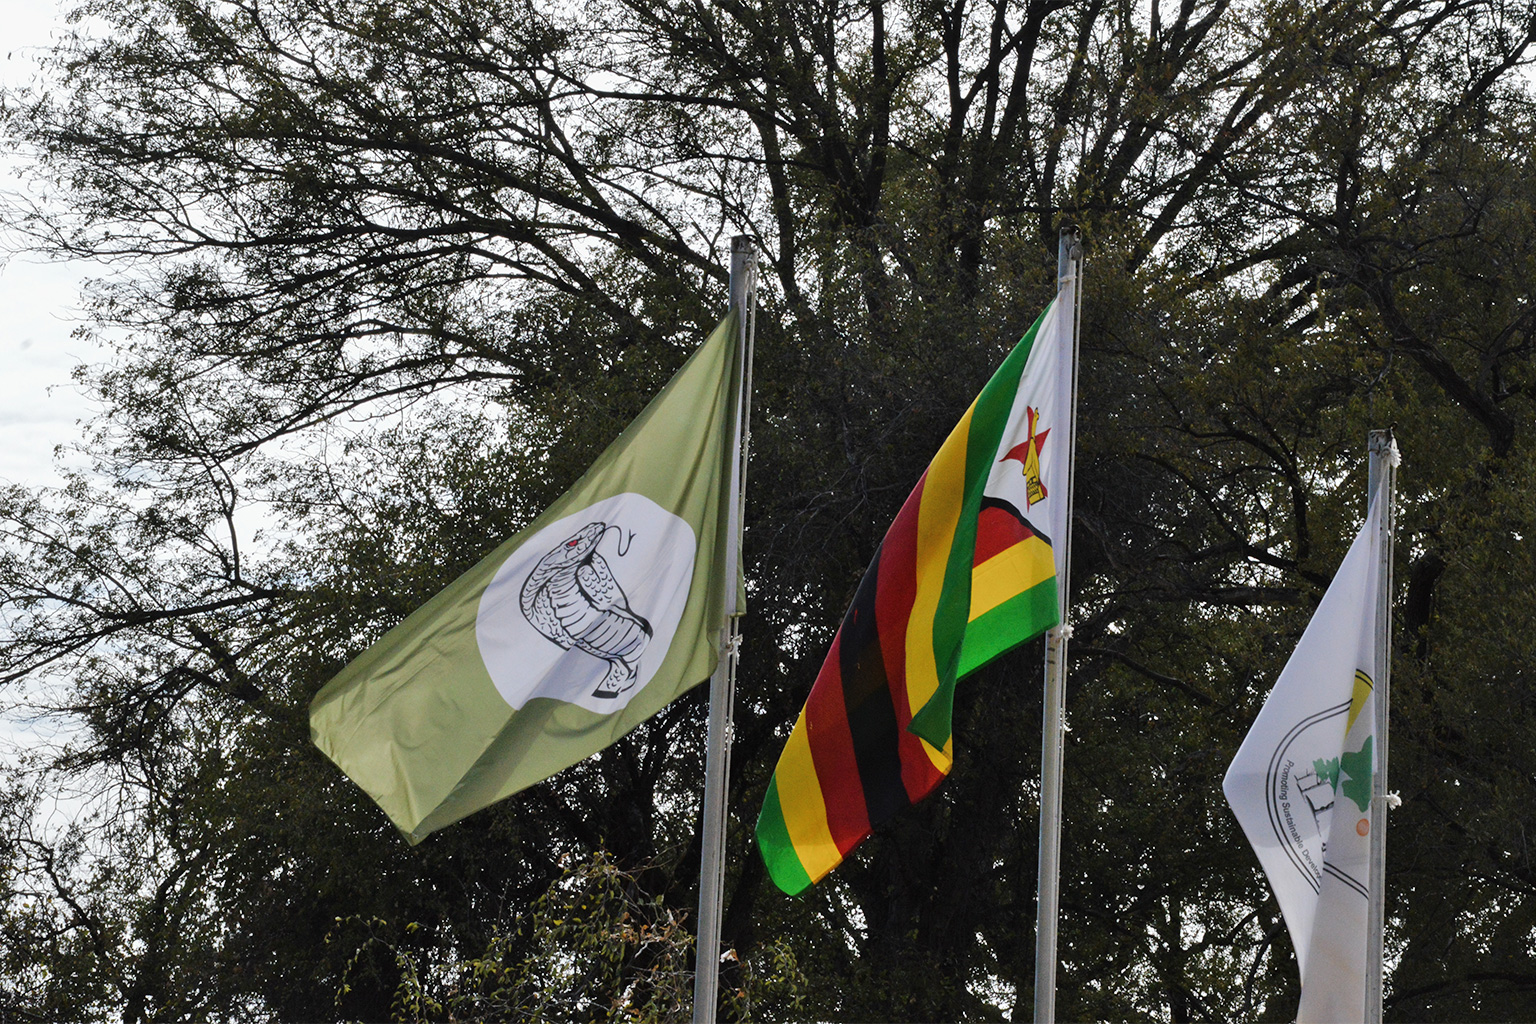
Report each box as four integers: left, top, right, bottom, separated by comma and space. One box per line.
327, 850, 804, 1023
0, 0, 1534, 1019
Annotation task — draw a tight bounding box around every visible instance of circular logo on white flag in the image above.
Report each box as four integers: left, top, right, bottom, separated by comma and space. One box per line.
476, 493, 697, 713
1265, 703, 1350, 892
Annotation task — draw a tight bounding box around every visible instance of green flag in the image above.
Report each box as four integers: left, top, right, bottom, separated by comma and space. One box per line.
310, 312, 744, 843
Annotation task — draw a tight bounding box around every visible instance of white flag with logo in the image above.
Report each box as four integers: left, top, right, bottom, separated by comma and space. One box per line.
1223, 485, 1386, 1023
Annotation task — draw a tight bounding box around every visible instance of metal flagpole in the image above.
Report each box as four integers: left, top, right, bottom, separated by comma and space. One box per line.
1033, 226, 1083, 1024
1365, 430, 1397, 1024
692, 235, 757, 1024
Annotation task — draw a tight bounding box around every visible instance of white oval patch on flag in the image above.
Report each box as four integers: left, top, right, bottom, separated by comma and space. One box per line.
476, 493, 698, 713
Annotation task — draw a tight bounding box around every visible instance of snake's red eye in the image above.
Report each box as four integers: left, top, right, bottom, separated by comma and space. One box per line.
567, 540, 578, 547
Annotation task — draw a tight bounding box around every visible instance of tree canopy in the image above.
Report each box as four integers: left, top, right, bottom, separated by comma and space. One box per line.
2, 0, 1535, 1019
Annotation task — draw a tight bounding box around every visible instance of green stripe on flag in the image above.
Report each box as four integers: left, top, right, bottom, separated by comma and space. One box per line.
756, 778, 814, 896
957, 578, 1058, 677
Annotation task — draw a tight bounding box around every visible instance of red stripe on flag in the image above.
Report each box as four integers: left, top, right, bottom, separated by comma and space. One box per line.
803, 632, 873, 855
874, 474, 948, 803
974, 504, 1033, 565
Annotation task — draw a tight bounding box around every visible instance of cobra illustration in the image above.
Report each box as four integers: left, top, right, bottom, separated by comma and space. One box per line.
520, 521, 653, 698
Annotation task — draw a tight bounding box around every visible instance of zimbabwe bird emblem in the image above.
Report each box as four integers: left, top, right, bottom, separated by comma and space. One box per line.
520, 522, 654, 698
1000, 406, 1050, 508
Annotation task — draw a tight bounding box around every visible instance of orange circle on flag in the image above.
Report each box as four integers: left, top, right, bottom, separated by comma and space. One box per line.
1356, 818, 1370, 836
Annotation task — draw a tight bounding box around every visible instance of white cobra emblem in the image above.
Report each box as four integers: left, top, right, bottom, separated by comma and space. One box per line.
520, 522, 653, 698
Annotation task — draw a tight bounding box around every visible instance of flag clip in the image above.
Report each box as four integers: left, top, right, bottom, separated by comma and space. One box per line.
1386, 791, 1402, 809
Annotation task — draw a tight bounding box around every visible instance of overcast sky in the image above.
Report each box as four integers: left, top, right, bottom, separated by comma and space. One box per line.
2, 0, 99, 491
1, 0, 97, 761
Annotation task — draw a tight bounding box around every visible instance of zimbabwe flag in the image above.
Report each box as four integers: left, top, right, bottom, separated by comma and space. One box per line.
756, 295, 1074, 895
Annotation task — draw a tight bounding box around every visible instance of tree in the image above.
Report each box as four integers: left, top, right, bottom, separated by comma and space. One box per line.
2, 0, 1534, 1018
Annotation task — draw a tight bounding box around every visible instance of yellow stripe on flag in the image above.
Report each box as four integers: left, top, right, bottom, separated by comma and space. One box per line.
774, 711, 842, 883
1347, 669, 1374, 733
906, 402, 976, 774
970, 535, 1055, 621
